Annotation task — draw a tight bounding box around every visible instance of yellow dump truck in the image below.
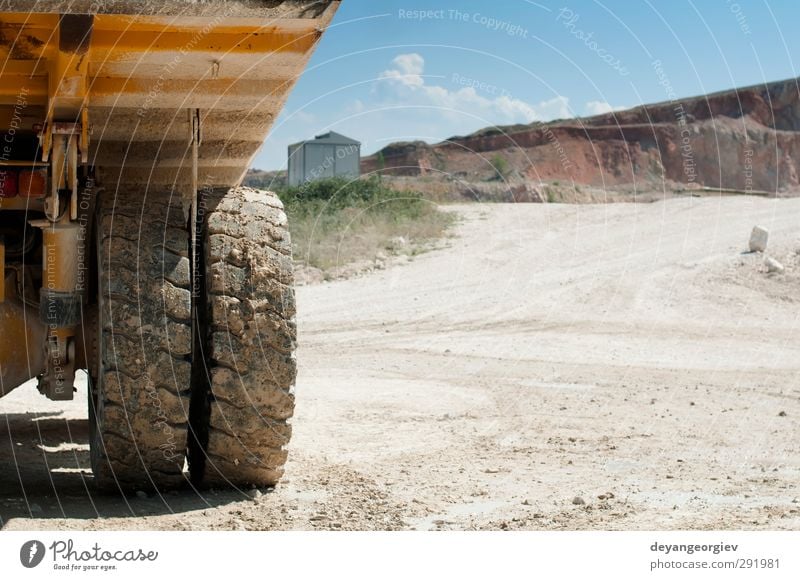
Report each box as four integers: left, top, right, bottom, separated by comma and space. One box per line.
0, 0, 338, 491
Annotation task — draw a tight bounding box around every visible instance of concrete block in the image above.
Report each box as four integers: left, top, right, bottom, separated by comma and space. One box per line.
749, 226, 769, 252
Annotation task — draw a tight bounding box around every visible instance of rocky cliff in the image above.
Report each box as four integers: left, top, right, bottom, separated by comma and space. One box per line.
362, 77, 800, 195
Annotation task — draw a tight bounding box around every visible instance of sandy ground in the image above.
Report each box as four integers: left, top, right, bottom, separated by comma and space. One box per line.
2, 195, 799, 531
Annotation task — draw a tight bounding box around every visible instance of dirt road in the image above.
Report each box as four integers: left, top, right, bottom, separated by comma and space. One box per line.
2, 196, 799, 530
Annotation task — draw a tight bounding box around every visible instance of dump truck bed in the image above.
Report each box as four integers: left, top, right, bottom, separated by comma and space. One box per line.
0, 0, 338, 190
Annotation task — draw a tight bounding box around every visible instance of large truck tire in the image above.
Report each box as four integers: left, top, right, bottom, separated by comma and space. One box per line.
90, 191, 192, 491
189, 186, 296, 488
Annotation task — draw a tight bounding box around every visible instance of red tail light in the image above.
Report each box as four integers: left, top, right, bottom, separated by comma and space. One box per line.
0, 169, 17, 198
18, 170, 46, 198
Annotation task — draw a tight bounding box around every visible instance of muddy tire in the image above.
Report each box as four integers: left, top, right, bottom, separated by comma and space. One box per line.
90, 191, 191, 491
189, 186, 296, 488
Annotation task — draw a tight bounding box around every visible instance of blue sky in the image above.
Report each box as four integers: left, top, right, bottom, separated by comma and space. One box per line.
252, 0, 800, 169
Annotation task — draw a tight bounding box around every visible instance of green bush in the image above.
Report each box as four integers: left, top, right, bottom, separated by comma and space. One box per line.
279, 176, 427, 216
490, 154, 510, 178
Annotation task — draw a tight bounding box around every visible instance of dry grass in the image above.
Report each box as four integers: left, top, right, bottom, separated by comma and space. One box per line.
279, 177, 454, 272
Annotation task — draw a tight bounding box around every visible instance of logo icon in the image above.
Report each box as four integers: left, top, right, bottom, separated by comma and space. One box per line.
20, 540, 46, 568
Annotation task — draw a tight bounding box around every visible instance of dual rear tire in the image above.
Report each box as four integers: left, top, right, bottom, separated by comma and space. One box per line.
89, 187, 295, 491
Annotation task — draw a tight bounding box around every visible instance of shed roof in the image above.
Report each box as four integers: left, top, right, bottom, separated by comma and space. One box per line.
290, 131, 360, 148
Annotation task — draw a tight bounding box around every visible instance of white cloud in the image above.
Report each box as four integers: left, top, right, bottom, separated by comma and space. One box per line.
375, 53, 571, 125
583, 100, 624, 116
380, 53, 425, 87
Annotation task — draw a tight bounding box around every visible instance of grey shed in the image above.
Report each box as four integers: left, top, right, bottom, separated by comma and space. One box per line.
287, 131, 361, 186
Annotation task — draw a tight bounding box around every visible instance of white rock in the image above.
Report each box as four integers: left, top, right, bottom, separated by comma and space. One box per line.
764, 256, 784, 274
749, 226, 769, 252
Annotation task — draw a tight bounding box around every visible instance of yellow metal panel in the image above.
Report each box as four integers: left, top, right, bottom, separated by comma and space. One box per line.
0, 60, 47, 75
0, 18, 57, 60
90, 27, 319, 57
0, 3, 339, 190
0, 75, 47, 105
0, 13, 58, 27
